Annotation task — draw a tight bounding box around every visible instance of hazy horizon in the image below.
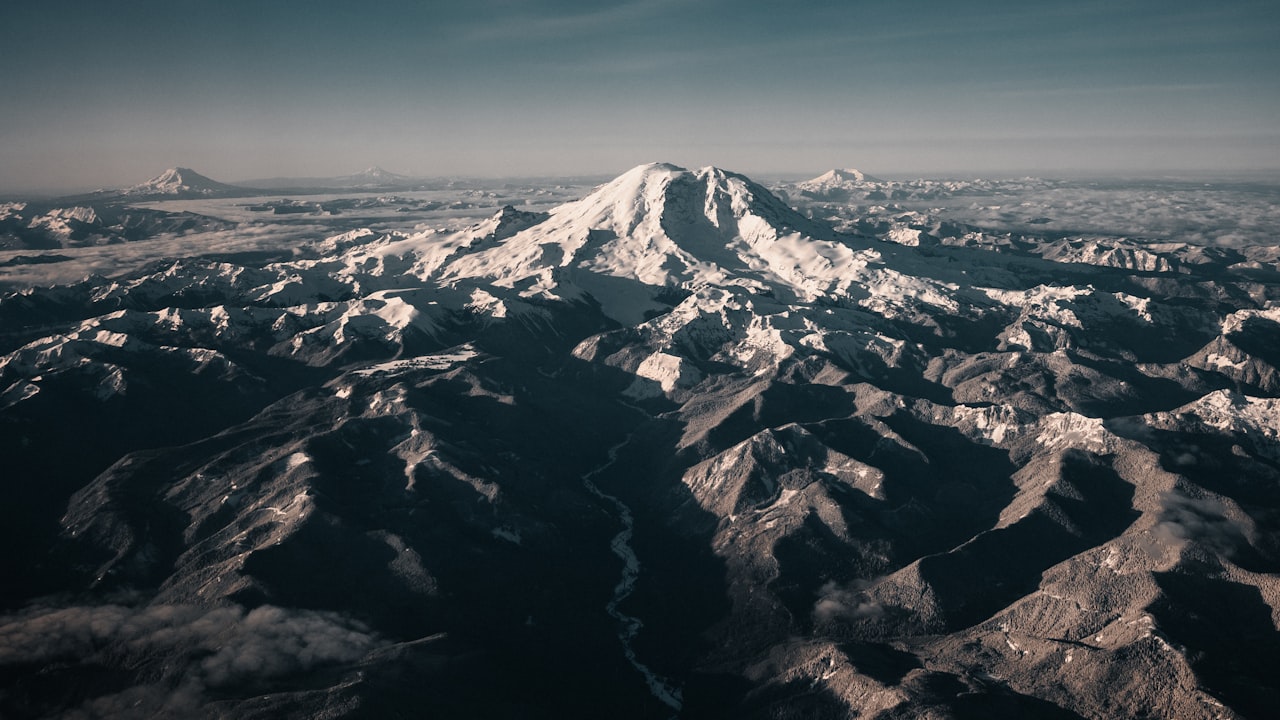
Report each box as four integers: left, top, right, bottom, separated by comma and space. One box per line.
3, 0, 1278, 193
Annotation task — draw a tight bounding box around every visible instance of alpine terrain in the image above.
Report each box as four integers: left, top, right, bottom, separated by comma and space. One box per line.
2, 162, 1279, 719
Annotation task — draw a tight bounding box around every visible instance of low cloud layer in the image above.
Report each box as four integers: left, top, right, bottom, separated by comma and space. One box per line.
813, 579, 885, 623
795, 176, 1280, 248
938, 180, 1280, 247
0, 602, 382, 717
1153, 490, 1252, 558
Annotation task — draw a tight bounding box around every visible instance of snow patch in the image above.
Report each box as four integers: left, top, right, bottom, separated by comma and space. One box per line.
353, 345, 479, 377
1221, 306, 1280, 336
1160, 391, 1280, 461
951, 404, 1029, 446
625, 352, 702, 398
284, 452, 310, 472
1036, 412, 1120, 454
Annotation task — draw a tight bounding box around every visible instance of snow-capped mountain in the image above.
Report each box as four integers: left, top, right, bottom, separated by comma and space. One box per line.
2, 163, 1278, 719
341, 166, 413, 186
118, 167, 254, 199
433, 163, 859, 314
802, 167, 881, 187
794, 167, 884, 200
240, 166, 428, 192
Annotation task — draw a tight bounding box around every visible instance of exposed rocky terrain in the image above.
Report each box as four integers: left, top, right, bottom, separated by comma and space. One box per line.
1, 163, 1278, 718
0, 200, 234, 251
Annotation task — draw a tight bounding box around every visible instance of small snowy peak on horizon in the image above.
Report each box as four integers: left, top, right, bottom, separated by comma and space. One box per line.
232, 166, 425, 191
352, 166, 407, 180
331, 166, 417, 186
800, 168, 882, 188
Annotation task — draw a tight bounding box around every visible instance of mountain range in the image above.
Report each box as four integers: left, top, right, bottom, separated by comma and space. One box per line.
56, 166, 436, 204
0, 167, 450, 250
1, 162, 1278, 718
237, 166, 436, 192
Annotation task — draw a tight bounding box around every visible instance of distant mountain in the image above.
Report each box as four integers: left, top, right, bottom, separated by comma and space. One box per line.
0, 198, 233, 250
118, 167, 256, 199
795, 167, 885, 200
48, 167, 260, 204
54, 166, 435, 203
339, 166, 413, 186
0, 169, 245, 249
240, 166, 431, 191
803, 168, 882, 186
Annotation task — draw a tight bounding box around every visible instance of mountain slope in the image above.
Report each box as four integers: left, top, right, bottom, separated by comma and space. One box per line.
437, 163, 870, 316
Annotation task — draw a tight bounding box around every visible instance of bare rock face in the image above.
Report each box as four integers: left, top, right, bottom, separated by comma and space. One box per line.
2, 164, 1279, 719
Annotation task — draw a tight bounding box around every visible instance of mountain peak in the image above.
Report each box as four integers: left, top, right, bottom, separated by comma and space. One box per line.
124, 167, 243, 197
149, 167, 212, 186
334, 166, 413, 186
563, 162, 822, 240
355, 166, 398, 179
440, 163, 850, 321
803, 168, 880, 186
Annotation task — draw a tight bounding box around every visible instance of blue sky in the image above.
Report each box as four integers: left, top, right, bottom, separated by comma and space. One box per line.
2, 0, 1277, 190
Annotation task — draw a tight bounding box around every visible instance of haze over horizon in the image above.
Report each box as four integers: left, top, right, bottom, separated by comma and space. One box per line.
2, 0, 1278, 193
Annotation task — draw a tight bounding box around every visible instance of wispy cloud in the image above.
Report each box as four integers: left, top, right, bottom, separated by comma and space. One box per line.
0, 602, 383, 715
457, 0, 686, 43
978, 83, 1228, 99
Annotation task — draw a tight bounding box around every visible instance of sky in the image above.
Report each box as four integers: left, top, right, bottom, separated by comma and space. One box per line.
1, 0, 1278, 192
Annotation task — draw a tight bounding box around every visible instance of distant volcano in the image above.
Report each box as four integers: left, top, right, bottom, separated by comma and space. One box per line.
342, 166, 412, 185
119, 167, 254, 199
802, 168, 882, 186
796, 167, 885, 200
236, 166, 426, 191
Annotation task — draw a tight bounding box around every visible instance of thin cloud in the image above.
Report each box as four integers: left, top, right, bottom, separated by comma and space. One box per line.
813, 578, 886, 623
980, 83, 1226, 99
1152, 490, 1253, 558
0, 602, 383, 714
458, 0, 685, 43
